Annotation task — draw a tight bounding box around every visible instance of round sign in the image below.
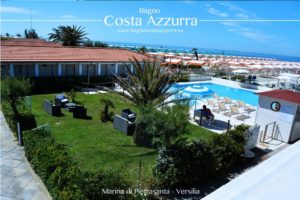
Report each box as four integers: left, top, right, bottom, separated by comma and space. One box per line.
271, 101, 281, 112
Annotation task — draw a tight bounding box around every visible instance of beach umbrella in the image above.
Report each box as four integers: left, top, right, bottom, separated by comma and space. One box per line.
232, 69, 250, 74
187, 60, 206, 66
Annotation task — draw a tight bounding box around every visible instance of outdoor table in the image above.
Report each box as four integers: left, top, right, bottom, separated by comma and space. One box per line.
65, 102, 76, 112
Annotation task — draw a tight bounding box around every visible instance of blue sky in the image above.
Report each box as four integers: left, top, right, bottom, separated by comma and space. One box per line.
1, 1, 300, 57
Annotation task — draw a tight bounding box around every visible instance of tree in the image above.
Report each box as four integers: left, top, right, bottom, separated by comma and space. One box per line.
5, 33, 9, 37
135, 103, 190, 147
99, 98, 114, 122
115, 57, 179, 107
94, 41, 108, 47
67, 89, 77, 103
24, 29, 39, 39
1, 78, 31, 117
16, 33, 22, 38
82, 40, 93, 47
192, 48, 198, 60
48, 25, 88, 46
137, 46, 148, 54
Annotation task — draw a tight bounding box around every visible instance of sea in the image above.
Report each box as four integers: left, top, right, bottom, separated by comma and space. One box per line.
107, 41, 300, 62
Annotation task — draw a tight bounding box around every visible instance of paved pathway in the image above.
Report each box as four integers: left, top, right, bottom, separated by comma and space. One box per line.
0, 111, 51, 200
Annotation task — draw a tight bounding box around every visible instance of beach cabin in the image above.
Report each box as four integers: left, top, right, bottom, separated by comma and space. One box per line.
255, 90, 300, 143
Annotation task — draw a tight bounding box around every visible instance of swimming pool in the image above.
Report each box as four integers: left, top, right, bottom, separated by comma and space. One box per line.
169, 82, 259, 106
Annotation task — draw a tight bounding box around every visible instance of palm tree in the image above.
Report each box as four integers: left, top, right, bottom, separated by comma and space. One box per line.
99, 98, 115, 122
48, 25, 88, 46
192, 48, 198, 60
137, 46, 148, 54
24, 29, 39, 39
115, 57, 180, 106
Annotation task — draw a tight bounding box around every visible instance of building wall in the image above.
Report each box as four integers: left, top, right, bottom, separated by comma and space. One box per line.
255, 96, 297, 143
1, 62, 135, 78
290, 105, 300, 142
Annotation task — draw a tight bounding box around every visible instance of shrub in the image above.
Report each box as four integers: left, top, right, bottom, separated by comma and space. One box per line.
1, 77, 31, 117
23, 129, 131, 200
99, 98, 114, 122
135, 103, 190, 147
209, 125, 247, 172
153, 126, 247, 189
67, 89, 77, 103
82, 171, 131, 200
1, 101, 36, 135
153, 140, 215, 189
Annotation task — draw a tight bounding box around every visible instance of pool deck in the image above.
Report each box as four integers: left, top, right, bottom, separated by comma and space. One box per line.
179, 78, 272, 133
189, 98, 257, 134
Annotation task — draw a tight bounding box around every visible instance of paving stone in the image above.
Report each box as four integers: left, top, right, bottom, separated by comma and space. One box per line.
0, 111, 51, 200
1, 175, 16, 186
2, 159, 22, 168
0, 186, 19, 198
31, 192, 49, 200
6, 168, 28, 177
0, 195, 15, 200
0, 163, 12, 173
15, 189, 40, 200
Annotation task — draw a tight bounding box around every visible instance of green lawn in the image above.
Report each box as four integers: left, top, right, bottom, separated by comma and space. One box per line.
31, 92, 215, 184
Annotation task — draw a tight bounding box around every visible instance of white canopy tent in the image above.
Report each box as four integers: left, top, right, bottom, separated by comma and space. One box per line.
276, 73, 300, 89
232, 69, 250, 74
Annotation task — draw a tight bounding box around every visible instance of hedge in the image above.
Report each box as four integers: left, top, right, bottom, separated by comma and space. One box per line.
154, 125, 247, 189
23, 129, 132, 200
2, 100, 132, 200
30, 76, 114, 94
153, 140, 215, 189
1, 101, 36, 136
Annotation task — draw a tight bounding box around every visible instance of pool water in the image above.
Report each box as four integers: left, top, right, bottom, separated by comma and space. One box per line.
169, 82, 259, 106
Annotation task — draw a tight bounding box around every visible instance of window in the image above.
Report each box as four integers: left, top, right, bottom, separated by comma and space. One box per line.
271, 101, 281, 112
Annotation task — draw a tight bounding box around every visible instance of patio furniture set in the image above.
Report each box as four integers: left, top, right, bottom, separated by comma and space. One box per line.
113, 108, 136, 136
43, 94, 87, 118
194, 94, 256, 127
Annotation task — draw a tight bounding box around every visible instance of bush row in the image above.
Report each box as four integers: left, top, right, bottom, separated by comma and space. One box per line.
2, 100, 132, 200
153, 125, 247, 189
1, 101, 36, 136
23, 129, 132, 200
30, 76, 114, 94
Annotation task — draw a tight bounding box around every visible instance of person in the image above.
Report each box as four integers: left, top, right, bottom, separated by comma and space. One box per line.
202, 105, 214, 123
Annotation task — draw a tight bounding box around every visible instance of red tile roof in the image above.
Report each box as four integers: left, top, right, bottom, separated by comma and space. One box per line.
1, 39, 62, 47
1, 45, 148, 63
258, 89, 300, 104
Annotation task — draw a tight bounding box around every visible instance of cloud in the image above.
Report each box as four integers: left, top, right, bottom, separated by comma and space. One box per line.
183, 0, 195, 5
219, 2, 258, 19
208, 7, 228, 18
235, 13, 249, 19
227, 28, 274, 42
221, 22, 239, 27
0, 6, 31, 14
60, 14, 77, 19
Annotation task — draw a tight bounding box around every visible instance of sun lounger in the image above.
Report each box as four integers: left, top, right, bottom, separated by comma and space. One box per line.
224, 106, 239, 116
213, 102, 228, 113
237, 101, 256, 113
236, 114, 250, 121
213, 93, 223, 100
224, 97, 237, 104
207, 99, 218, 108
224, 106, 250, 121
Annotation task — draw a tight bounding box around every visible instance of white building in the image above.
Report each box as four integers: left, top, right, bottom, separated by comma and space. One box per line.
0, 39, 147, 79
255, 89, 300, 143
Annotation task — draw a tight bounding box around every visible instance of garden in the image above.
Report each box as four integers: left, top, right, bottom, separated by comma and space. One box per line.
1, 58, 249, 200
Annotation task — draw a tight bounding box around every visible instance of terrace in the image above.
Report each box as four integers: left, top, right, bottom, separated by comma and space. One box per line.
30, 92, 215, 184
